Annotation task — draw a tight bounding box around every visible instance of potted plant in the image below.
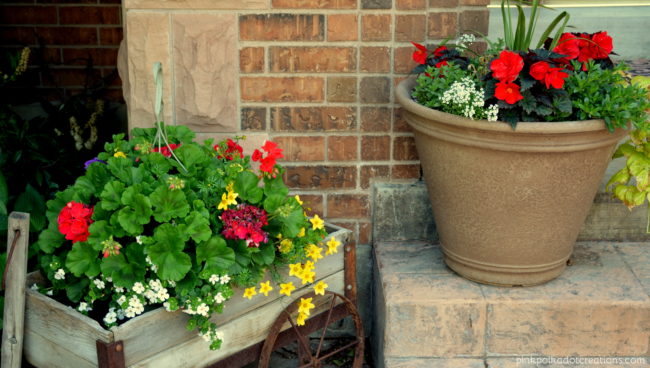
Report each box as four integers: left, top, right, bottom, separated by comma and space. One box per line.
396, 0, 650, 286
24, 119, 351, 366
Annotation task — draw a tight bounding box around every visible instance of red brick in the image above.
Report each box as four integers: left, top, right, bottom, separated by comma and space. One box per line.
361, 14, 391, 41
35, 27, 98, 45
43, 67, 102, 87
0, 27, 35, 45
241, 107, 266, 130
240, 14, 324, 41
428, 12, 458, 39
240, 47, 264, 73
36, 47, 61, 64
99, 28, 122, 45
330, 222, 357, 245
271, 107, 356, 131
392, 164, 421, 179
361, 135, 390, 160
460, 10, 489, 35
328, 136, 357, 161
101, 67, 122, 86
327, 194, 370, 219
396, 0, 426, 9
60, 6, 121, 25
360, 47, 389, 73
393, 136, 419, 160
429, 0, 458, 6
63, 48, 119, 66
360, 165, 390, 189
241, 77, 324, 102
359, 222, 371, 244
360, 77, 390, 103
394, 46, 418, 74
297, 194, 324, 217
361, 107, 391, 132
395, 14, 426, 42
0, 6, 57, 24
327, 14, 358, 41
270, 47, 356, 72
460, 0, 489, 4
274, 136, 325, 161
284, 165, 356, 189
393, 107, 412, 132
272, 0, 356, 8
327, 76, 357, 103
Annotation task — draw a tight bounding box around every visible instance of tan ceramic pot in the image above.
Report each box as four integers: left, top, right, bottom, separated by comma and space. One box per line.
396, 77, 626, 286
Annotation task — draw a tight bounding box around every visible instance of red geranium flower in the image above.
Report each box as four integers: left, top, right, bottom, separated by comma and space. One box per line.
214, 138, 244, 160
529, 61, 569, 89
490, 50, 524, 83
411, 42, 428, 65
58, 201, 94, 243
152, 143, 181, 158
495, 81, 524, 105
252, 141, 284, 174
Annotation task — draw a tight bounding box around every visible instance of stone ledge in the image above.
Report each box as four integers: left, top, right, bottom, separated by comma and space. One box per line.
372, 241, 650, 367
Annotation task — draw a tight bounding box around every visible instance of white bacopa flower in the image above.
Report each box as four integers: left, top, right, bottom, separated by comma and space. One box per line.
156, 288, 170, 301
149, 279, 162, 291
46, 290, 53, 296
30, 283, 38, 291
168, 280, 176, 287
132, 282, 145, 294
214, 292, 225, 304
196, 303, 210, 317
104, 309, 117, 324
117, 295, 127, 306
163, 302, 172, 311
199, 331, 212, 342
78, 302, 91, 312
115, 286, 124, 293
93, 279, 105, 290
144, 289, 158, 303
209, 274, 219, 285
220, 274, 231, 284
54, 268, 66, 280
116, 309, 125, 320
136, 236, 144, 245
215, 330, 224, 341
106, 277, 113, 283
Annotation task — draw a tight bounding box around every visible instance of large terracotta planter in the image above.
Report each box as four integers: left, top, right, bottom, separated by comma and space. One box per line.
396, 77, 627, 286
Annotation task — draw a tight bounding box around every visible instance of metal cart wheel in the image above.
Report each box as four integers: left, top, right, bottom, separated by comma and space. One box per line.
258, 291, 364, 368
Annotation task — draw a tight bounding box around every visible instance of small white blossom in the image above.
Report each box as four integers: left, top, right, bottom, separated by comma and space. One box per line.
144, 289, 158, 303
196, 303, 210, 317
132, 282, 145, 294
486, 104, 499, 122
156, 288, 170, 301
199, 331, 212, 342
93, 279, 105, 290
30, 284, 38, 291
78, 302, 91, 312
125, 296, 145, 318
457, 33, 476, 48
117, 295, 127, 306
149, 279, 162, 291
209, 274, 219, 285
106, 277, 113, 283
136, 236, 144, 245
163, 302, 172, 311
46, 290, 53, 296
116, 309, 125, 320
54, 268, 66, 280
220, 274, 231, 285
168, 280, 176, 287
104, 309, 117, 324
114, 286, 124, 293
214, 292, 225, 304
215, 330, 224, 341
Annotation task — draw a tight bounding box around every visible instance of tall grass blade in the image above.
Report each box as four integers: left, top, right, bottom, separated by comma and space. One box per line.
535, 11, 569, 49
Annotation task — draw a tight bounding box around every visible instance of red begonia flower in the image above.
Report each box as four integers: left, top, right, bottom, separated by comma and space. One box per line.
490, 50, 524, 83
494, 81, 524, 105
411, 42, 428, 65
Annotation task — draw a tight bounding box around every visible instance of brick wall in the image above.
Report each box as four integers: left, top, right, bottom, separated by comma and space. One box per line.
120, 0, 490, 247
0, 0, 123, 101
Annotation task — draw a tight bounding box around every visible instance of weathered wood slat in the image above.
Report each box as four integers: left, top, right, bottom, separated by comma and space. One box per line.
1, 212, 30, 368
132, 271, 345, 368
23, 330, 96, 368
23, 288, 113, 365
112, 228, 348, 366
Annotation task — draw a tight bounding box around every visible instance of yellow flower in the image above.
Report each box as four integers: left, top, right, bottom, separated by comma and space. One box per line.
226, 182, 234, 192
298, 297, 315, 316
113, 151, 127, 158
243, 287, 257, 300
306, 244, 323, 262
296, 312, 308, 326
218, 189, 238, 210
313, 280, 328, 295
295, 195, 303, 205
279, 238, 293, 254
226, 191, 238, 203
259, 281, 273, 296
299, 270, 316, 285
289, 263, 303, 277
279, 282, 296, 297
297, 227, 306, 238
309, 214, 324, 230
325, 237, 341, 256
303, 260, 315, 272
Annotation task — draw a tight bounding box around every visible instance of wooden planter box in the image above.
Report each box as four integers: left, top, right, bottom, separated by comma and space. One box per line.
23, 225, 353, 368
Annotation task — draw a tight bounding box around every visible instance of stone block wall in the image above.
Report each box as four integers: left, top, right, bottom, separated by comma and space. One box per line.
0, 0, 124, 101
120, 0, 490, 247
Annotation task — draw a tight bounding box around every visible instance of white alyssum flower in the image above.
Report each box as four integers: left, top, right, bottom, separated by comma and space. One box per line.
214, 292, 225, 304
457, 33, 476, 48
440, 77, 486, 120
93, 279, 105, 289
486, 104, 499, 122
220, 274, 231, 285
132, 282, 145, 294
104, 308, 117, 324
54, 268, 66, 280
209, 274, 219, 285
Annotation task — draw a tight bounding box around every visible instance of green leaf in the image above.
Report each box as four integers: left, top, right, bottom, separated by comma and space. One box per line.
150, 185, 190, 222
234, 171, 260, 202
46, 188, 74, 223
147, 224, 191, 281
606, 168, 631, 191
252, 242, 275, 266
73, 177, 96, 200
100, 252, 146, 288
196, 236, 235, 274
0, 173, 8, 204
107, 156, 134, 184
144, 153, 172, 177
117, 187, 153, 235
117, 207, 144, 235
14, 184, 46, 232
36, 223, 65, 254
174, 144, 209, 170
264, 176, 290, 197
264, 195, 285, 213
101, 181, 126, 211
175, 271, 200, 297
66, 244, 100, 277
67, 278, 90, 303
281, 208, 304, 238
247, 187, 263, 204
184, 211, 212, 243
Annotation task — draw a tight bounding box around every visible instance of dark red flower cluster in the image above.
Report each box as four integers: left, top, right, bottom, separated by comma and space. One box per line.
411, 42, 448, 69
214, 138, 244, 160
530, 61, 568, 89
252, 141, 284, 174
553, 31, 613, 65
221, 204, 269, 247
491, 50, 524, 104
58, 201, 94, 243
152, 143, 181, 158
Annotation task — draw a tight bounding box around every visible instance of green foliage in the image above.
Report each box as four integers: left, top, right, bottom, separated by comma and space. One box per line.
500, 0, 569, 51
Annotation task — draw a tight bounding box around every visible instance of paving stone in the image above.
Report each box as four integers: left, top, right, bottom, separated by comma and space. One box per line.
385, 357, 486, 367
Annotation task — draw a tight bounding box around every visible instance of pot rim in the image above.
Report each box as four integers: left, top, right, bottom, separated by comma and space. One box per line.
396, 76, 620, 135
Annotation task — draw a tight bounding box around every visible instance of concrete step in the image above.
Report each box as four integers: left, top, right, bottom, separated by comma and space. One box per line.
372, 241, 650, 368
